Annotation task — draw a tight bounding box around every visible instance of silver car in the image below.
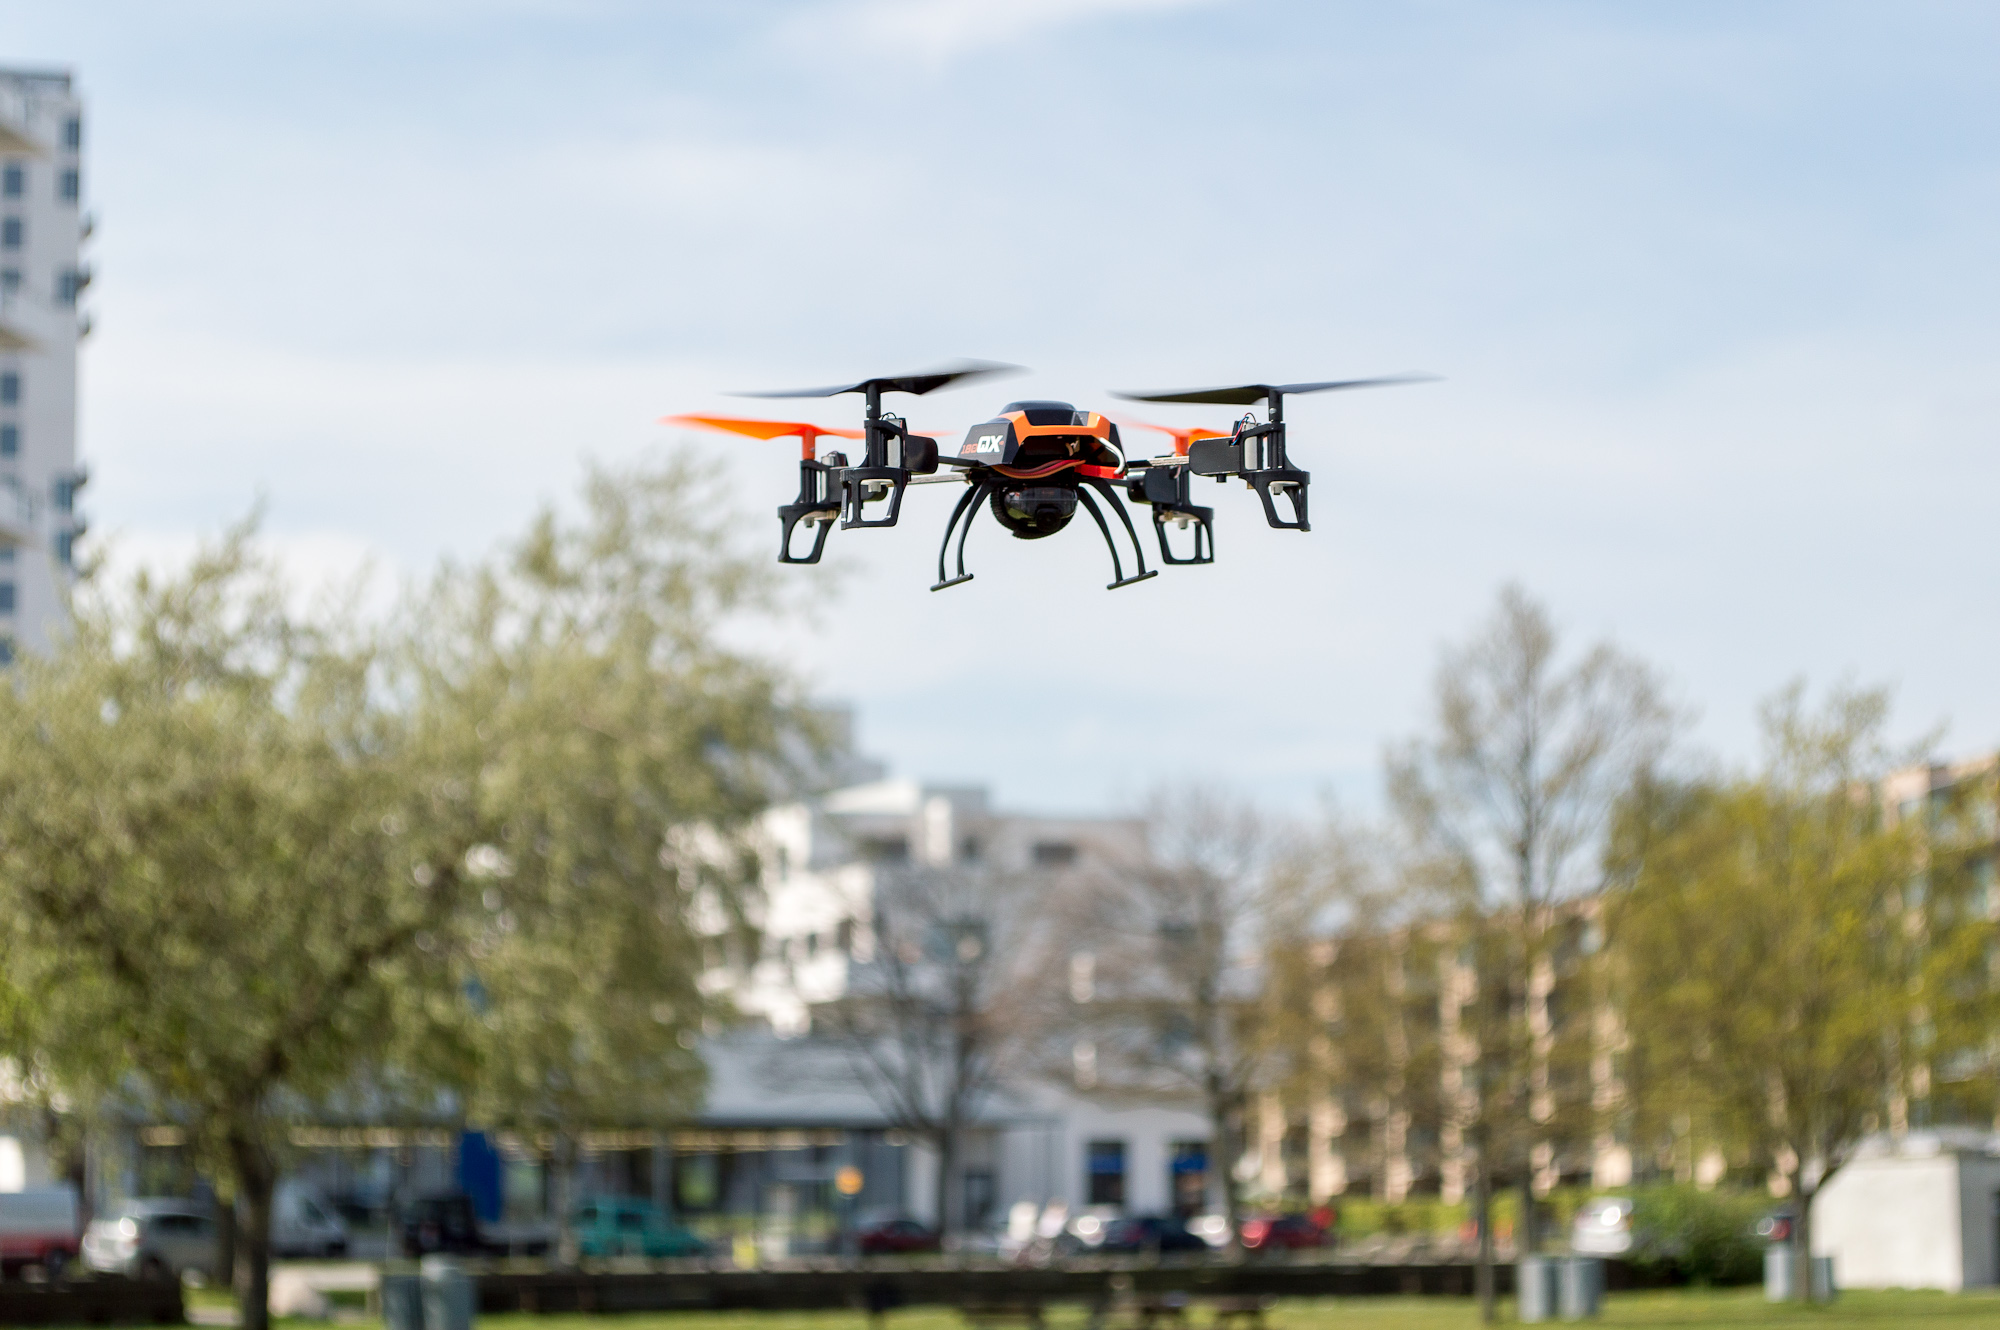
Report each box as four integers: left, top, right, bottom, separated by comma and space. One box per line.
1571, 1196, 1635, 1255
81, 1199, 216, 1282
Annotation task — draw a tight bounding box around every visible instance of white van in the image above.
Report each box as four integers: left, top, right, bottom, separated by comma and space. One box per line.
271, 1183, 348, 1259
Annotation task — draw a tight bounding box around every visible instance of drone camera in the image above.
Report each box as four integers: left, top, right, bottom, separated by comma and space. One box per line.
993, 484, 1077, 539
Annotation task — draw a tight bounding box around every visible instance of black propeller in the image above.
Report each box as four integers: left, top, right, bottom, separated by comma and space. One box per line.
1112, 374, 1437, 406
735, 359, 1024, 400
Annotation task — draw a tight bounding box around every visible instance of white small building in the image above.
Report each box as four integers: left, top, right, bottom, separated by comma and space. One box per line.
1812, 1131, 2000, 1291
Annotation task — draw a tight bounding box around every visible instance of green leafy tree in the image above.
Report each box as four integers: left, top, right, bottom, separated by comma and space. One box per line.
1605, 683, 1987, 1301
406, 456, 810, 1261
0, 528, 480, 1330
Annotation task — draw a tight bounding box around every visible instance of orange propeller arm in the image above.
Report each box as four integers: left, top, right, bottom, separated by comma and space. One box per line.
1119, 418, 1231, 457
661, 414, 864, 460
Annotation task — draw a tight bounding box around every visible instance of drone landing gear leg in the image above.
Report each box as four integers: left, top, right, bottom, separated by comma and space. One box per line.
930, 479, 988, 592
1077, 482, 1159, 591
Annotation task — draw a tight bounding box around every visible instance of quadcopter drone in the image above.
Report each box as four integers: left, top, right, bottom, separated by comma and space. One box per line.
663, 360, 1429, 592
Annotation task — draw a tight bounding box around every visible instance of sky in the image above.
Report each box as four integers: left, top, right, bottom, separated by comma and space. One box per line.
4, 0, 1997, 815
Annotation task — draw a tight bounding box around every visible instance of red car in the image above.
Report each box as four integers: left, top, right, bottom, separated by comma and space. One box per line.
1239, 1213, 1327, 1251
857, 1217, 941, 1255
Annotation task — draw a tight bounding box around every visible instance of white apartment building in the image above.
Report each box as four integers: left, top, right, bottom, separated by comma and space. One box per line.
0, 67, 88, 657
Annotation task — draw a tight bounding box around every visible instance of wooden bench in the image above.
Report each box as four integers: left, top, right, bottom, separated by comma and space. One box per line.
961, 1301, 1048, 1330
1205, 1295, 1275, 1330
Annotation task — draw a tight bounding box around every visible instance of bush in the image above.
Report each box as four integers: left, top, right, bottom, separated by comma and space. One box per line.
1621, 1184, 1767, 1285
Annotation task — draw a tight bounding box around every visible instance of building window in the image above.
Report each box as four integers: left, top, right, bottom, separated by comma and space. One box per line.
1, 218, 20, 250
0, 637, 13, 666
1086, 1140, 1126, 1207
55, 531, 72, 567
56, 270, 78, 307
0, 424, 15, 456
1, 165, 19, 198
1170, 1141, 1209, 1216
960, 835, 983, 863
0, 373, 17, 406
860, 835, 909, 865
0, 583, 16, 615
54, 476, 73, 512
1033, 841, 1078, 868
963, 1170, 995, 1230
0, 269, 18, 294
59, 170, 78, 204
64, 118, 81, 150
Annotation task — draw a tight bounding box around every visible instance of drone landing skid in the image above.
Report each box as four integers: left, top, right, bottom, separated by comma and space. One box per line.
779, 458, 840, 564
1077, 481, 1158, 590
930, 477, 990, 592
930, 478, 1157, 592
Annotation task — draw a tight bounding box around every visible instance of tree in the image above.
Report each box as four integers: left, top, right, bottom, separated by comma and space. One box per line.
807, 861, 1045, 1238
1386, 585, 1673, 1320
405, 454, 811, 1262
1606, 683, 1989, 1301
0, 527, 480, 1330
1059, 787, 1288, 1250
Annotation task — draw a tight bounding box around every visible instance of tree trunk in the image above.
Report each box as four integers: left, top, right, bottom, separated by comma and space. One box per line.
1473, 1131, 1495, 1325
1793, 1178, 1815, 1304
214, 1199, 238, 1292
227, 1130, 276, 1330
1518, 1173, 1537, 1258
934, 1125, 957, 1239
1212, 1084, 1243, 1255
551, 1133, 580, 1267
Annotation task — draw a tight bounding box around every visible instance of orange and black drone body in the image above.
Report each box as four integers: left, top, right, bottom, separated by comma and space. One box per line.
663, 360, 1430, 591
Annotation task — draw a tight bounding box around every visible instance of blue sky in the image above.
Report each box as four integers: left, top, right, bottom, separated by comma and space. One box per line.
6, 0, 1998, 812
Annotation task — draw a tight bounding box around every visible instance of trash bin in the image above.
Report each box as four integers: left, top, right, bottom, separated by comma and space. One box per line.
1765, 1250, 1834, 1302
1557, 1257, 1603, 1320
1764, 1247, 1793, 1301
420, 1256, 476, 1330
381, 1273, 426, 1330
1809, 1255, 1836, 1302
1517, 1255, 1559, 1323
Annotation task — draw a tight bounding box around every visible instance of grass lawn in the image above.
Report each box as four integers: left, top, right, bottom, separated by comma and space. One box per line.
447, 1290, 2000, 1330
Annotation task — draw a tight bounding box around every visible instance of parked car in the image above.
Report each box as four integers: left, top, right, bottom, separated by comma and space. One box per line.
572, 1197, 706, 1259
856, 1217, 941, 1255
0, 1186, 80, 1279
1572, 1196, 1635, 1255
272, 1182, 349, 1258
1096, 1215, 1209, 1254
81, 1199, 215, 1282
399, 1192, 547, 1258
1239, 1213, 1326, 1251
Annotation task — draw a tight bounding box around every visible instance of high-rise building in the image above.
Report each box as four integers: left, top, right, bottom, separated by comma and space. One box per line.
0, 67, 88, 658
